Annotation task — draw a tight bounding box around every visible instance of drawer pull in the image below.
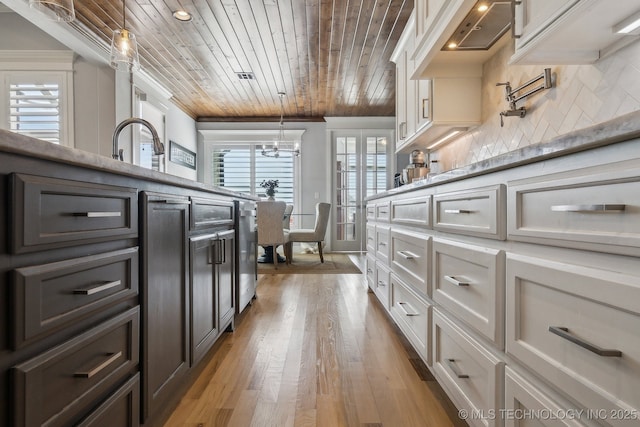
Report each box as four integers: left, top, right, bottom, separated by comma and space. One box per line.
548, 327, 622, 357
73, 280, 122, 296
398, 301, 419, 316
72, 211, 122, 218
377, 280, 387, 287
444, 275, 470, 287
444, 209, 473, 214
378, 209, 389, 214
366, 268, 373, 274
550, 204, 626, 213
74, 351, 122, 378
397, 250, 418, 260
150, 199, 191, 205
446, 359, 469, 379
378, 242, 387, 246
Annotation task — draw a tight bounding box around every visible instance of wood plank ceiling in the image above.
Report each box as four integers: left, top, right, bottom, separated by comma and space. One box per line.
69, 0, 413, 120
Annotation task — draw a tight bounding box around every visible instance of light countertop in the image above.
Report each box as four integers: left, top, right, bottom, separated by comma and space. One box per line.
368, 110, 640, 201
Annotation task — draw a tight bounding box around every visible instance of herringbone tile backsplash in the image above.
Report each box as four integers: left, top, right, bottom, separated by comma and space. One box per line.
434, 39, 640, 171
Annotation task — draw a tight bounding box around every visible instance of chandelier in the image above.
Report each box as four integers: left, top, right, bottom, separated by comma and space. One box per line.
261, 92, 300, 157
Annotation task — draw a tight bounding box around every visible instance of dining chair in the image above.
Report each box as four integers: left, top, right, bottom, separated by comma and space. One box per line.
283, 204, 293, 230
256, 201, 288, 268
285, 202, 331, 263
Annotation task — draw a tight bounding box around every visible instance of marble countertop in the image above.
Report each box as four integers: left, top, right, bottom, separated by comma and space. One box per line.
0, 129, 256, 200
368, 110, 640, 200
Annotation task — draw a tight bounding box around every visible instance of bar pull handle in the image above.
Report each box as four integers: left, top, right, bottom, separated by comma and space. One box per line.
397, 250, 418, 260
398, 301, 419, 316
548, 327, 622, 357
422, 98, 430, 119
378, 241, 387, 247
444, 209, 473, 214
377, 280, 387, 288
550, 204, 626, 213
446, 359, 469, 379
74, 351, 122, 378
444, 275, 470, 287
73, 280, 122, 296
72, 211, 122, 217
150, 199, 191, 205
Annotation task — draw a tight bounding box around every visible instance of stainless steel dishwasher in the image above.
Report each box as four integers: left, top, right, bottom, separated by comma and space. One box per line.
235, 199, 257, 314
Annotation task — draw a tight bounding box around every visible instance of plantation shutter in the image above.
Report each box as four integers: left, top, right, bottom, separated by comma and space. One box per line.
9, 82, 61, 144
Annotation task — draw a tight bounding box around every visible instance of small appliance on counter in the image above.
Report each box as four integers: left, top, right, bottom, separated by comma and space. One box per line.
401, 149, 430, 185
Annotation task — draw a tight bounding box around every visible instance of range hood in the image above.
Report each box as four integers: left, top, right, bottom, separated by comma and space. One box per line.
442, 1, 512, 51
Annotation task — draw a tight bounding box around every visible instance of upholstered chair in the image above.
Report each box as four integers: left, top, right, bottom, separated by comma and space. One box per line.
256, 201, 288, 268
285, 202, 331, 263
283, 204, 293, 230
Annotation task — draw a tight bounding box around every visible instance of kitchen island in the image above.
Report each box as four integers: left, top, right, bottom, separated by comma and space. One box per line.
365, 110, 640, 427
0, 130, 257, 427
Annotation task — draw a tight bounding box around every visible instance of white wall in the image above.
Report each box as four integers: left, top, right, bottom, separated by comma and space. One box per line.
166, 102, 198, 181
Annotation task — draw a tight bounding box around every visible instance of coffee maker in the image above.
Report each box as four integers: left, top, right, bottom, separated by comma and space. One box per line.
402, 149, 430, 184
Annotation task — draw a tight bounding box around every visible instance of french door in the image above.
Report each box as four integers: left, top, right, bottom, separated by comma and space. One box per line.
332, 130, 391, 252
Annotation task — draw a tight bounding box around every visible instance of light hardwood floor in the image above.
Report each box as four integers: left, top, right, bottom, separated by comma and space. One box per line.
164, 264, 466, 427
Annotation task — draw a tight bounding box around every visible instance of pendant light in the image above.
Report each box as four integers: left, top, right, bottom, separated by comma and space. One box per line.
261, 92, 300, 158
29, 0, 75, 22
110, 0, 141, 73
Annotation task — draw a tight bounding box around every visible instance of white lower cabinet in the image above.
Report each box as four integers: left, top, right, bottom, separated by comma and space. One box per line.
506, 253, 640, 425
366, 141, 640, 427
390, 274, 431, 365
504, 367, 590, 427
374, 262, 391, 310
433, 309, 505, 427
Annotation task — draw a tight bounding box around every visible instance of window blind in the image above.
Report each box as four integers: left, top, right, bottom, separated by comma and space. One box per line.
9, 83, 61, 144
212, 145, 295, 204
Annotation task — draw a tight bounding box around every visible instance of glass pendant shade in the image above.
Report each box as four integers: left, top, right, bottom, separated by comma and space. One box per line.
110, 28, 141, 72
29, 0, 75, 22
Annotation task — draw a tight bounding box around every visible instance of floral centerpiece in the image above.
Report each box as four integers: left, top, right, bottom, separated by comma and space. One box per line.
260, 179, 279, 199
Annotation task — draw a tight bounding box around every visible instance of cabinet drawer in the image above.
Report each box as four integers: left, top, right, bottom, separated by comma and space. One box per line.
365, 254, 376, 291
13, 307, 140, 427
390, 275, 431, 365
375, 225, 390, 264
10, 173, 137, 254
374, 262, 390, 310
390, 229, 431, 298
12, 247, 139, 349
433, 239, 505, 348
366, 223, 376, 253
506, 253, 640, 421
505, 367, 587, 427
390, 194, 431, 228
366, 204, 376, 220
433, 184, 506, 240
433, 310, 504, 427
375, 201, 391, 222
507, 165, 640, 256
190, 197, 234, 230
77, 374, 140, 427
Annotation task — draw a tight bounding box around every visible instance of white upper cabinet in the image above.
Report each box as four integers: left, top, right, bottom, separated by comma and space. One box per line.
511, 0, 640, 64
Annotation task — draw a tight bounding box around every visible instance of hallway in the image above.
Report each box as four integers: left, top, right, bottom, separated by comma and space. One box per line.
164, 270, 464, 426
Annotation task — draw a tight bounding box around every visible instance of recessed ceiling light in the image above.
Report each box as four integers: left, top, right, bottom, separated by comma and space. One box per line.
448, 42, 458, 49
477, 4, 489, 12
173, 10, 192, 22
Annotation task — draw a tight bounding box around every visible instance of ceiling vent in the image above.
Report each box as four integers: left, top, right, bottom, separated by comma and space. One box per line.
236, 72, 255, 80
443, 1, 511, 51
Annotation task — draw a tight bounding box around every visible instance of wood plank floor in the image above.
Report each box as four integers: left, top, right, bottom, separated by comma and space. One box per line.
163, 265, 467, 427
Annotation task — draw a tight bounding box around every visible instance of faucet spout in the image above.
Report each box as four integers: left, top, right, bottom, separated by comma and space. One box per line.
112, 118, 165, 161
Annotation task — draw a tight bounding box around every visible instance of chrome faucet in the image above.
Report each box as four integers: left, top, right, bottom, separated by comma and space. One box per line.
112, 118, 165, 161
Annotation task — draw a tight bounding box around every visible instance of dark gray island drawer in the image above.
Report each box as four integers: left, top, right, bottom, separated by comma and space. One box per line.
11, 247, 139, 349
10, 173, 137, 253
190, 196, 234, 230
12, 307, 139, 427
77, 373, 140, 427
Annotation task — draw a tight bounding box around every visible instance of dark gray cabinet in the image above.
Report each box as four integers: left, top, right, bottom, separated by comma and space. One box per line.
188, 198, 235, 367
140, 192, 190, 423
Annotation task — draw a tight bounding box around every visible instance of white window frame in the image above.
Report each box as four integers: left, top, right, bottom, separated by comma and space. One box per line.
0, 50, 74, 147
